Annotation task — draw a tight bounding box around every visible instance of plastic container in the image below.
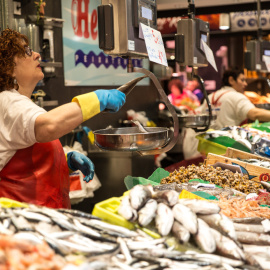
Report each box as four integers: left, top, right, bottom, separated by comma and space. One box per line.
92, 195, 161, 239
196, 134, 227, 156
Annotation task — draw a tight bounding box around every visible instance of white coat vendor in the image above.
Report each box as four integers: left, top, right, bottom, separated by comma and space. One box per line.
183, 68, 270, 160
0, 29, 126, 209
199, 68, 270, 129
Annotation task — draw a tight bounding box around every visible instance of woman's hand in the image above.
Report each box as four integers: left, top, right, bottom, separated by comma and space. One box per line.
67, 151, 95, 182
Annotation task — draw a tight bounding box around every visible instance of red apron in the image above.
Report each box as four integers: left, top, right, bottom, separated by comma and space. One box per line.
0, 140, 70, 209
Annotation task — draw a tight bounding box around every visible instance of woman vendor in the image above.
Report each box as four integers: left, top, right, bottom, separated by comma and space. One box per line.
0, 29, 126, 209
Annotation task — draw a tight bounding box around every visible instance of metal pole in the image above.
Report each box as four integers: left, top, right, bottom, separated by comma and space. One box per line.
188, 0, 195, 19
257, 0, 262, 41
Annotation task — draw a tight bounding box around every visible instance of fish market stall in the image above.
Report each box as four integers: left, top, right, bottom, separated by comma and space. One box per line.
0, 197, 262, 270
2, 161, 270, 269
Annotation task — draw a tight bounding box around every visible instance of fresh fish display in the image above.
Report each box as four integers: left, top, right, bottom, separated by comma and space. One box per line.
118, 195, 138, 222
192, 253, 244, 268
137, 199, 157, 227
171, 220, 190, 244
180, 199, 220, 215
172, 203, 198, 234
86, 219, 138, 238
117, 184, 266, 267
236, 231, 270, 245
198, 213, 237, 240
243, 244, 270, 259
154, 182, 235, 198
238, 158, 270, 169
210, 228, 246, 261
152, 190, 179, 206
232, 217, 265, 224
1, 180, 269, 270
194, 218, 216, 253
234, 223, 267, 234
155, 203, 174, 236
129, 184, 152, 210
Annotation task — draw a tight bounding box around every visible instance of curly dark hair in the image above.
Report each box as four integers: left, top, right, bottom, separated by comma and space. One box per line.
0, 28, 29, 92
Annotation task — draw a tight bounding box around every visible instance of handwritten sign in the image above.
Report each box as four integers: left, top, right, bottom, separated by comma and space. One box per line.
201, 40, 218, 72
140, 23, 168, 67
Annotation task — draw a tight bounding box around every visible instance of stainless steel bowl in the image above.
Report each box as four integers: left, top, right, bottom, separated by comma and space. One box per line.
93, 127, 171, 151
158, 111, 217, 128
178, 114, 217, 128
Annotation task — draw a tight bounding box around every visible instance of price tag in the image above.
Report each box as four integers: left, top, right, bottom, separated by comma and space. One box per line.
140, 23, 168, 67
200, 39, 218, 72
263, 55, 270, 72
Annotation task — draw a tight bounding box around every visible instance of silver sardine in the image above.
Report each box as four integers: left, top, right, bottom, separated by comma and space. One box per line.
87, 219, 138, 238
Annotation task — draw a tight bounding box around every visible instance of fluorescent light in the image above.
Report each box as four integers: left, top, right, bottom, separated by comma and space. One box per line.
219, 13, 230, 30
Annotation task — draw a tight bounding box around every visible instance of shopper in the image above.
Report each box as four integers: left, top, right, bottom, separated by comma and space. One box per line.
198, 68, 270, 129
167, 78, 200, 110
184, 79, 204, 103
0, 29, 126, 209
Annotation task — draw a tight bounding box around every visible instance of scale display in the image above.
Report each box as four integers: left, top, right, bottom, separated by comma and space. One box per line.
245, 40, 270, 72
98, 0, 156, 57
134, 0, 157, 28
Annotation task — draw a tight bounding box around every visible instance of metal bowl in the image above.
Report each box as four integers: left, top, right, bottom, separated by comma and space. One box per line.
178, 114, 217, 128
158, 111, 217, 128
93, 127, 171, 151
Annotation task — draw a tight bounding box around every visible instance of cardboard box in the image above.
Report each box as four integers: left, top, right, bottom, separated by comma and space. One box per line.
205, 148, 270, 182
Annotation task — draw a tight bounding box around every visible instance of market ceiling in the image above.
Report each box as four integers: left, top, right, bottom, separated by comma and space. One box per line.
156, 0, 270, 17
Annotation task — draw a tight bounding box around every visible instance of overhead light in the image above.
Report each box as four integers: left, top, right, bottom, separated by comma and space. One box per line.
219, 13, 230, 30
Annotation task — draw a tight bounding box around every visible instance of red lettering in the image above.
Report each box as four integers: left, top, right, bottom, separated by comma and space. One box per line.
71, 0, 98, 40
91, 9, 98, 40
71, 0, 90, 38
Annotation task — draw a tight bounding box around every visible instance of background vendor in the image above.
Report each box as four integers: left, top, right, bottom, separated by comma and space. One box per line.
183, 68, 270, 160
198, 68, 270, 129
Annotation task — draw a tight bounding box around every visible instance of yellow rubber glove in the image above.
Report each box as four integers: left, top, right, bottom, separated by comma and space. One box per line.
72, 90, 125, 122
72, 92, 100, 122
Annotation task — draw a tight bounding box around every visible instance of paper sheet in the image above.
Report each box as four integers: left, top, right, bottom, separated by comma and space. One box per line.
201, 39, 218, 72
140, 23, 168, 67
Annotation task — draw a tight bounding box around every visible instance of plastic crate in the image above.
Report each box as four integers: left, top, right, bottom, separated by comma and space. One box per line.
196, 135, 227, 156
92, 195, 161, 239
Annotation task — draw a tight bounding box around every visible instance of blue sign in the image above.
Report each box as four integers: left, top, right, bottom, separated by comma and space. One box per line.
231, 10, 270, 32
61, 0, 150, 86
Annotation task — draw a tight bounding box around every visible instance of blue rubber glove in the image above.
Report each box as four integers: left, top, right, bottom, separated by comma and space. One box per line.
67, 151, 95, 183
82, 126, 91, 135
94, 89, 126, 112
